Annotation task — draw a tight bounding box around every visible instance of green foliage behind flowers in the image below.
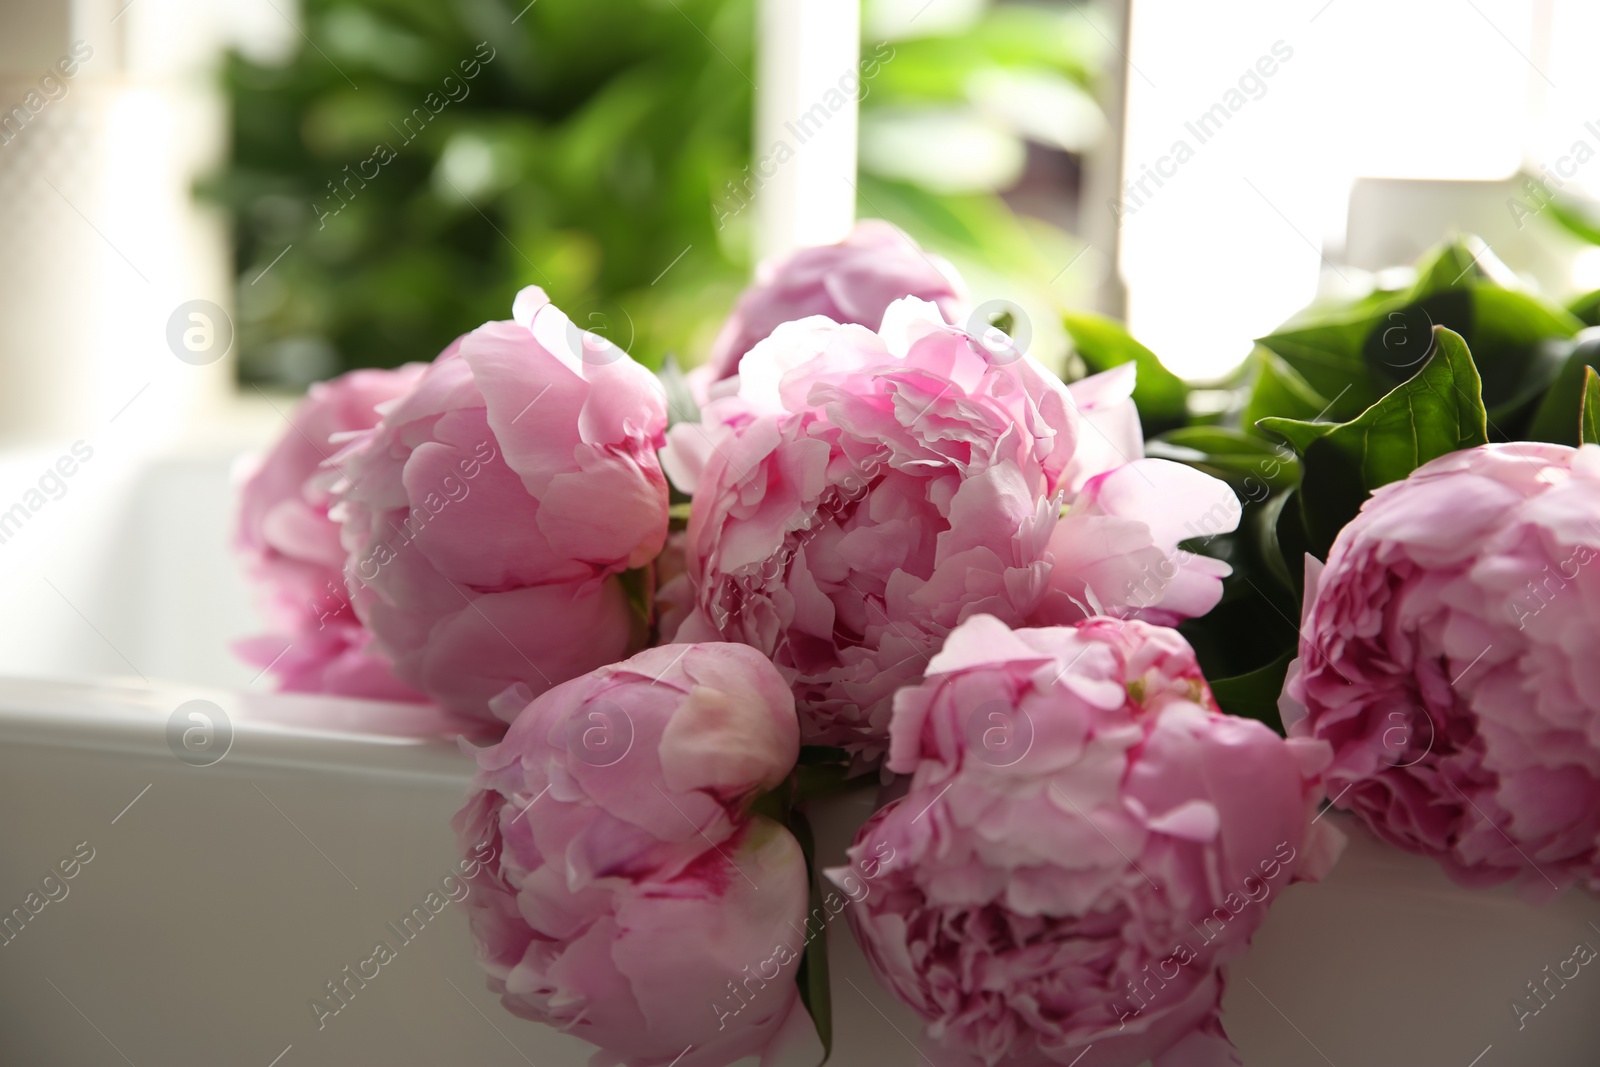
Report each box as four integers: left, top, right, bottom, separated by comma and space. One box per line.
1094, 236, 1600, 729
200, 0, 1103, 387
1244, 240, 1581, 433
201, 0, 758, 386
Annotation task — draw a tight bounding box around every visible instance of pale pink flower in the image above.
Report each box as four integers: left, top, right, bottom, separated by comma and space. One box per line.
332, 287, 670, 723
834, 614, 1342, 1067
706, 219, 966, 382
234, 365, 427, 701
454, 643, 814, 1067
664, 298, 1237, 761
1284, 441, 1600, 898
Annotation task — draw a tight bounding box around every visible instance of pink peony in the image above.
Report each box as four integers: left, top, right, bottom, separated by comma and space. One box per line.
234, 365, 428, 701
706, 219, 966, 381
652, 529, 694, 645
832, 615, 1342, 1067
664, 297, 1238, 761
453, 643, 814, 1067
330, 286, 670, 724
1283, 441, 1600, 897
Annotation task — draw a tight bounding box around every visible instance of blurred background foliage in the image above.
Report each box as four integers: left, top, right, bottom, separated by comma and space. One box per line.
199, 0, 1108, 387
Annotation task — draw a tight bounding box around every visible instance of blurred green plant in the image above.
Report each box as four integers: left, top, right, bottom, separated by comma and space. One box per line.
200, 0, 1105, 387
858, 0, 1107, 364
201, 0, 758, 386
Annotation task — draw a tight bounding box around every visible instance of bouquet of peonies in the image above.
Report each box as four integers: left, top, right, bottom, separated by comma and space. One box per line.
235, 226, 1600, 1066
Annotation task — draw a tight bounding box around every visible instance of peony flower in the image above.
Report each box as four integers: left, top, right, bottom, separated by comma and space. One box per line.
664, 296, 1238, 762
1283, 441, 1600, 898
652, 529, 694, 645
453, 643, 814, 1067
705, 219, 966, 381
832, 614, 1342, 1067
234, 365, 428, 701
330, 286, 670, 724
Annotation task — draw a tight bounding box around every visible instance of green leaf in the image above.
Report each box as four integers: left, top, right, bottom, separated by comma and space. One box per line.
796, 745, 852, 766
788, 809, 832, 1064
1293, 327, 1487, 555
748, 786, 789, 825
1568, 290, 1600, 328
1583, 367, 1600, 446
1406, 237, 1487, 295
1253, 238, 1578, 438
1062, 311, 1188, 431
792, 746, 873, 805
1176, 574, 1300, 682
1255, 416, 1336, 455
1361, 288, 1574, 427
1208, 650, 1294, 731
1455, 288, 1578, 420
1548, 198, 1600, 246
1146, 426, 1298, 492
1526, 331, 1600, 446
1254, 311, 1376, 415
1262, 487, 1312, 594
1361, 289, 1472, 388
1241, 347, 1331, 436
793, 764, 858, 805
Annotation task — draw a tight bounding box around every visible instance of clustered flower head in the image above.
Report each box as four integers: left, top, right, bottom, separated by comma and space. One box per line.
234, 364, 428, 701
664, 296, 1238, 764
329, 286, 671, 723
1284, 441, 1600, 897
453, 642, 812, 1067
705, 219, 967, 382
834, 614, 1343, 1067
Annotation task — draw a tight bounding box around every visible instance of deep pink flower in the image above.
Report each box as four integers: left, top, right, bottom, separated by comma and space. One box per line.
706, 219, 966, 381
453, 643, 813, 1067
831, 614, 1342, 1067
234, 366, 427, 701
1283, 441, 1600, 898
664, 298, 1238, 762
331, 287, 670, 723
